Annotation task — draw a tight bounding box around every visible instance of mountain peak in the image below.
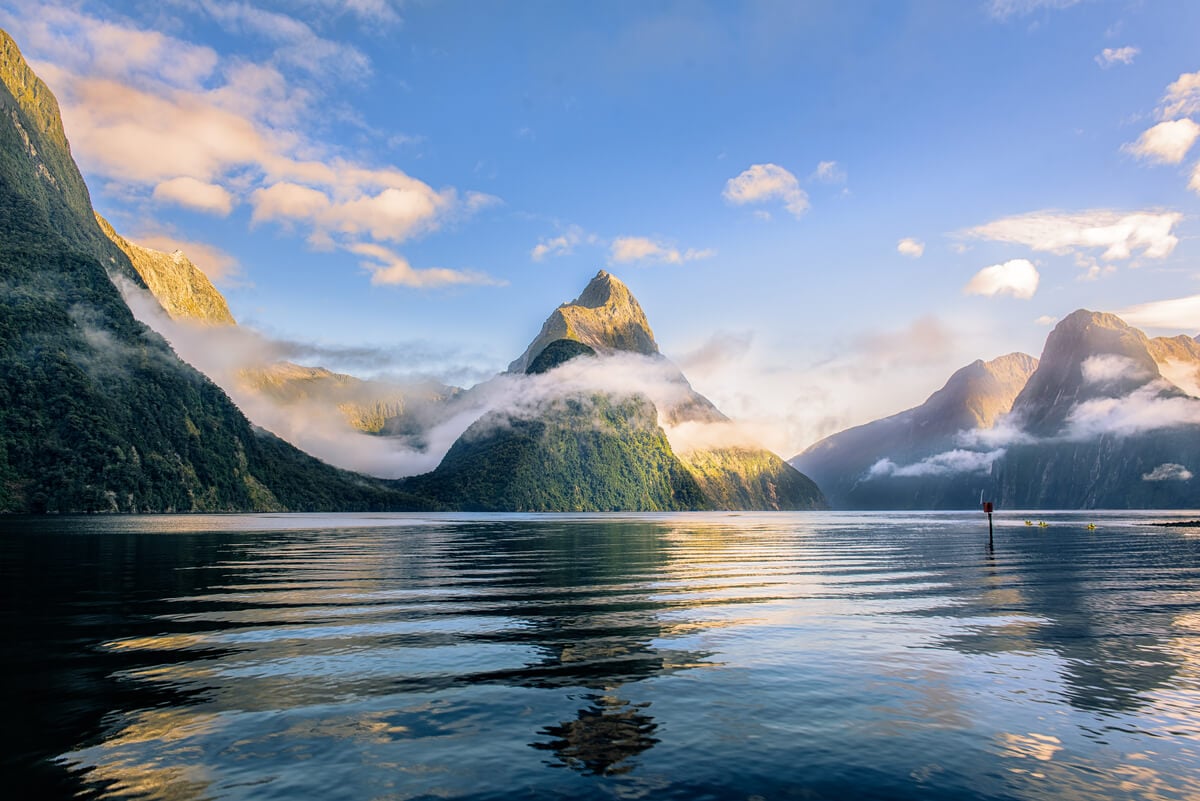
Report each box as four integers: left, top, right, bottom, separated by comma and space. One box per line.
508, 270, 658, 372
1011, 308, 1163, 435
95, 214, 236, 325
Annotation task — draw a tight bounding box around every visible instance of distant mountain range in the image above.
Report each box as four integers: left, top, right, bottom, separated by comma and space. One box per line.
793, 310, 1200, 509
0, 27, 822, 512
2, 24, 1193, 513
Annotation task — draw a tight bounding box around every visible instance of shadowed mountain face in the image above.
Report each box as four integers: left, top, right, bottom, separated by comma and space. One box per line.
791, 353, 1038, 509
992, 310, 1199, 509
0, 29, 425, 512
795, 310, 1199, 510
408, 271, 826, 511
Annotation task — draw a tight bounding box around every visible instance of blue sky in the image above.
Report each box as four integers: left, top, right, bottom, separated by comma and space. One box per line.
3, 0, 1199, 454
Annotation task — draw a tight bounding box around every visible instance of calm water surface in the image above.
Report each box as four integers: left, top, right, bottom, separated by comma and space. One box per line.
2, 511, 1199, 800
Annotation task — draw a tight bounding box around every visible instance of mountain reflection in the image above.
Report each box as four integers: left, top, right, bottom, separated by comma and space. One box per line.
936, 526, 1187, 714
532, 693, 660, 776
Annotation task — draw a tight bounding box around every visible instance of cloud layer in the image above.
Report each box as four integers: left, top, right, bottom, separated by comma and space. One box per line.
8, 3, 498, 287
964, 210, 1181, 261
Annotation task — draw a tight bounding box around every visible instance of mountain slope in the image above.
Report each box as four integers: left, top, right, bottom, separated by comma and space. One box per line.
791, 353, 1037, 509
403, 394, 706, 511
411, 271, 826, 511
795, 311, 1199, 510
0, 28, 426, 512
96, 214, 235, 325
991, 310, 1199, 508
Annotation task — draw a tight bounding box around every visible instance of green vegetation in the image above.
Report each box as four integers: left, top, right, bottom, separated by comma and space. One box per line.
403, 394, 706, 511
678, 447, 826, 510
0, 32, 429, 513
525, 339, 597, 374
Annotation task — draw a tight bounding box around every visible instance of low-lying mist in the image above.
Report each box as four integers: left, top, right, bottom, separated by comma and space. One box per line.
116, 279, 769, 478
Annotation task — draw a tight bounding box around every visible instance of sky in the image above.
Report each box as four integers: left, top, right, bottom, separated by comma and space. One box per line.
3, 0, 1200, 457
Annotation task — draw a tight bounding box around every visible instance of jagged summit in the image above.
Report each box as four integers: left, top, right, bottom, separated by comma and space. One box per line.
1010, 308, 1165, 436
507, 270, 659, 373
95, 214, 236, 325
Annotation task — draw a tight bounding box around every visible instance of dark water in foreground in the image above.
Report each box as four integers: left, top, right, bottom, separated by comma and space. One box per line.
2, 511, 1200, 801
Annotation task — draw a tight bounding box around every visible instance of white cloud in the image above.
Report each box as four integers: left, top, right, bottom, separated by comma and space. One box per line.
1191, 161, 1200, 195
609, 236, 715, 265
531, 225, 593, 261
897, 237, 925, 258
964, 209, 1182, 261
1118, 294, 1200, 332
191, 0, 372, 82
1142, 463, 1194, 481
1035, 315, 1057, 326
152, 176, 235, 215
1095, 46, 1139, 68
987, 0, 1081, 20
1064, 381, 1200, 439
5, 5, 498, 287
964, 259, 1039, 299
1080, 355, 1153, 387
1159, 70, 1200, 120
1124, 119, 1200, 165
812, 160, 846, 184
723, 163, 809, 219
868, 449, 1007, 478
347, 243, 503, 288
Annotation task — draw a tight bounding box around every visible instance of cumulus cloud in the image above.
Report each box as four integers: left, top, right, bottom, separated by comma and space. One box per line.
1124, 119, 1200, 165
897, 238, 925, 258
5, 4, 498, 286
152, 176, 235, 215
609, 236, 715, 265
1159, 70, 1200, 120
723, 163, 809, 219
348, 243, 503, 288
964, 259, 1040, 299
963, 209, 1182, 261
868, 449, 1007, 478
1118, 294, 1200, 332
531, 225, 594, 261
1095, 46, 1139, 68
1142, 463, 1194, 481
1036, 315, 1057, 326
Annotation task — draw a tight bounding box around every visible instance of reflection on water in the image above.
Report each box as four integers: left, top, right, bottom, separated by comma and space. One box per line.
533, 693, 659, 776
1, 511, 1199, 800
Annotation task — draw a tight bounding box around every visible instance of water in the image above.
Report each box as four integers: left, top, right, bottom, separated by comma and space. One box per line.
2, 511, 1199, 801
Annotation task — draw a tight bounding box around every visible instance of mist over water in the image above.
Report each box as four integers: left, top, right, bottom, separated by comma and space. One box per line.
3, 512, 1199, 800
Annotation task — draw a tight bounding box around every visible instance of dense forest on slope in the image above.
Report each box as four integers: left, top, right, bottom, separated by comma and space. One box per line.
0, 30, 427, 512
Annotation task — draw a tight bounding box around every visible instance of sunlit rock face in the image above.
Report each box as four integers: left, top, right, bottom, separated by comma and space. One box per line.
411, 270, 826, 511
95, 214, 236, 326
507, 270, 659, 373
